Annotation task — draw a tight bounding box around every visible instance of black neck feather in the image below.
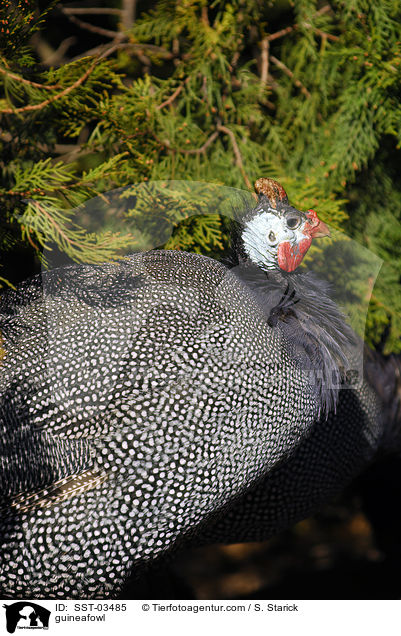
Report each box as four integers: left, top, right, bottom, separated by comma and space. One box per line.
225, 254, 357, 420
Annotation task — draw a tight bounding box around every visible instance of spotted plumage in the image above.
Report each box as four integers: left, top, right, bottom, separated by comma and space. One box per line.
0, 180, 395, 598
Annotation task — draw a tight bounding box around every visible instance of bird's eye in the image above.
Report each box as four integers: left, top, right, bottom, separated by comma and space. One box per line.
286, 216, 301, 230
268, 230, 277, 244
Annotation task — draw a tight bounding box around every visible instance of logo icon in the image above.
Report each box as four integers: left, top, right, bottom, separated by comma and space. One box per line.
3, 602, 51, 633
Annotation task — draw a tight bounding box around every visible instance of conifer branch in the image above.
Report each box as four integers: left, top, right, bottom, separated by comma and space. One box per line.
0, 63, 97, 114
28, 201, 81, 249
43, 37, 77, 66
156, 78, 190, 110
270, 56, 311, 98
0, 46, 119, 115
266, 26, 294, 43
157, 84, 184, 110
61, 10, 124, 40
181, 131, 219, 155
314, 5, 332, 16
0, 67, 61, 90
260, 38, 269, 87
121, 0, 137, 30
201, 6, 209, 26
151, 130, 219, 155
25, 199, 134, 262
61, 7, 124, 16
72, 42, 173, 62
303, 25, 339, 42
216, 125, 253, 191
0, 277, 15, 291
24, 226, 40, 252
266, 5, 335, 43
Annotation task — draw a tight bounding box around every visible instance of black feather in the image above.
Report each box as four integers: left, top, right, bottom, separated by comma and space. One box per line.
364, 350, 401, 451
226, 258, 356, 419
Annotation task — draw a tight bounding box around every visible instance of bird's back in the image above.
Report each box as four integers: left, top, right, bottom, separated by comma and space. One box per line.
0, 250, 320, 597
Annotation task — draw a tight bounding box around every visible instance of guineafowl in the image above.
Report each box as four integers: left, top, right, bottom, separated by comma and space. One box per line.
0, 178, 392, 598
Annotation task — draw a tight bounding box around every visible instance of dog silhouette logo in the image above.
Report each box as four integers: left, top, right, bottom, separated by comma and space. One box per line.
3, 602, 50, 633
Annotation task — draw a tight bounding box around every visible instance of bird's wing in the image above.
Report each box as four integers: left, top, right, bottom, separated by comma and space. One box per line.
0, 251, 321, 597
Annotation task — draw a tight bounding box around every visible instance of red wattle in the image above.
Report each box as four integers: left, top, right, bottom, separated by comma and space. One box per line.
277, 238, 312, 272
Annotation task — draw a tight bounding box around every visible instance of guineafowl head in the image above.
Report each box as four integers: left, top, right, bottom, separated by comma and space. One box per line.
237, 178, 330, 272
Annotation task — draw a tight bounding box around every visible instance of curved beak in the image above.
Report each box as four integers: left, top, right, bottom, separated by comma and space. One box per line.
306, 209, 331, 238
309, 219, 330, 238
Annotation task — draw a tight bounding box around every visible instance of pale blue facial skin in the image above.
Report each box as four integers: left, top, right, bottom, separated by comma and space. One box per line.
241, 210, 308, 271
